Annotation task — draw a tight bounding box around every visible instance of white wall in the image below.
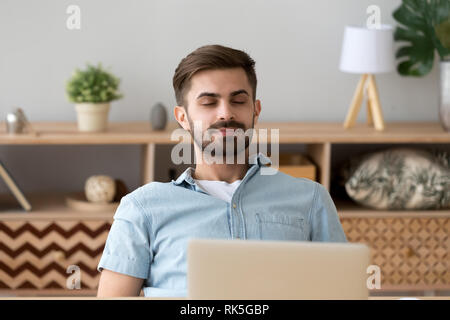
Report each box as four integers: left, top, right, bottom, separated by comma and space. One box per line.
0, 0, 442, 194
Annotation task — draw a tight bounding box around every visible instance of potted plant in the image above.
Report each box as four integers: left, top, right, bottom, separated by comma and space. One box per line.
66, 63, 123, 132
392, 0, 450, 131
393, 0, 450, 131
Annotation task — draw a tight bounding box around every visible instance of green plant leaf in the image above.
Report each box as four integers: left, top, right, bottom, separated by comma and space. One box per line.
393, 4, 428, 33
393, 0, 450, 76
65, 63, 123, 103
395, 46, 413, 58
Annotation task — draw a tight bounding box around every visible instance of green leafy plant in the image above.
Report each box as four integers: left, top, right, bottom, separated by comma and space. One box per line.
393, 0, 450, 77
66, 63, 123, 103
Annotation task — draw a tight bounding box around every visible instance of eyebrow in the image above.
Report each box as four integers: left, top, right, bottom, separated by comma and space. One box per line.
196, 89, 249, 99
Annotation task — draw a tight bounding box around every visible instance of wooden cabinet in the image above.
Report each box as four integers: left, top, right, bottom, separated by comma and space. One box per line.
0, 121, 449, 296
339, 206, 450, 291
0, 194, 112, 296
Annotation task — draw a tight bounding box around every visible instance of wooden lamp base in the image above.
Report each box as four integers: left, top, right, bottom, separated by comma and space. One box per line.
343, 74, 385, 131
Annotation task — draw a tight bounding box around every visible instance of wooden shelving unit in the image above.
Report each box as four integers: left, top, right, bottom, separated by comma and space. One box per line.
0, 121, 449, 297
0, 193, 114, 220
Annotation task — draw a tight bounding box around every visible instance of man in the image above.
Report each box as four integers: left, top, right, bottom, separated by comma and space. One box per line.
97, 44, 347, 297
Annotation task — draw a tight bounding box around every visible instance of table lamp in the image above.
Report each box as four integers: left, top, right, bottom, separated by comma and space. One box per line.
339, 25, 395, 131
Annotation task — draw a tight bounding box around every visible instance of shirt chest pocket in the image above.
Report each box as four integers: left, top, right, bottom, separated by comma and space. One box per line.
255, 213, 307, 241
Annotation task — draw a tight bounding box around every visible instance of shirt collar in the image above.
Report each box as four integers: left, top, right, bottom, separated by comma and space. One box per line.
172, 153, 272, 186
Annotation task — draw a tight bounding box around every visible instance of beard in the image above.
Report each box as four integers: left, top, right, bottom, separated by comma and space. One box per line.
187, 115, 255, 160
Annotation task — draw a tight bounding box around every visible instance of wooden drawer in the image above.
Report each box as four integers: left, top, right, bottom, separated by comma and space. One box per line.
341, 216, 450, 291
0, 220, 111, 291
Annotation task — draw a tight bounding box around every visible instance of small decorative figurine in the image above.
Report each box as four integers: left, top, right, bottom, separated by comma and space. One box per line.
84, 175, 116, 203
150, 102, 168, 130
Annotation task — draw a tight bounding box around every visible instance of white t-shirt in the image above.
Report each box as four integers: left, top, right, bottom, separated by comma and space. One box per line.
194, 179, 242, 203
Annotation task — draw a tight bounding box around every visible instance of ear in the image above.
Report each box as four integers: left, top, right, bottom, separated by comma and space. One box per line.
253, 99, 261, 125
174, 106, 190, 131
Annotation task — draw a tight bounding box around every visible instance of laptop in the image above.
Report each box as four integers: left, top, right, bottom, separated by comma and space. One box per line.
187, 238, 370, 300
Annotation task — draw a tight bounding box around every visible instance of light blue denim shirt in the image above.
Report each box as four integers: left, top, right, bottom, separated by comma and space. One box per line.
97, 153, 347, 297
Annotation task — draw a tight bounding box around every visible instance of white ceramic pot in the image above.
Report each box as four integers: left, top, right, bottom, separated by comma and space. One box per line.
75, 103, 110, 132
439, 60, 450, 132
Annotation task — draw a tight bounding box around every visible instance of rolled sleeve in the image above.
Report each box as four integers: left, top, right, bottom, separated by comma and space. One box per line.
97, 194, 152, 279
309, 182, 347, 242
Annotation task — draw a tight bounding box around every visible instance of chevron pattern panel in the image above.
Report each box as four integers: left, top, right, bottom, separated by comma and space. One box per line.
341, 217, 450, 290
2, 217, 448, 292
0, 220, 111, 290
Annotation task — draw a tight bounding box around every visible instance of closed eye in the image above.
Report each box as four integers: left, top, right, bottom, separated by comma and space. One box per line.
202, 101, 245, 106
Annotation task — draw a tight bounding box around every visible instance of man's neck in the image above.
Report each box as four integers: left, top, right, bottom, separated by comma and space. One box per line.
192, 149, 250, 183
193, 163, 249, 183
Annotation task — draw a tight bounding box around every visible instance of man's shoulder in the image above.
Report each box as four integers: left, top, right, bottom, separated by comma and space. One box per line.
126, 180, 183, 203
113, 181, 181, 220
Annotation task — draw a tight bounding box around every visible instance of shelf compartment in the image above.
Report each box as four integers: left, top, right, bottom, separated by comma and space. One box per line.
0, 193, 115, 220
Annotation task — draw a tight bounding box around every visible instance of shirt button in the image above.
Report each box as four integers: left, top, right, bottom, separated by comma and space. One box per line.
232, 203, 237, 208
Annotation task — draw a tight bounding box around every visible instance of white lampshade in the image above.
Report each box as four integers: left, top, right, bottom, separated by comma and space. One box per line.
339, 25, 395, 74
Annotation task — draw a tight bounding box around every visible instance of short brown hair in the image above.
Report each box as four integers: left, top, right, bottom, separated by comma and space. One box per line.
173, 44, 257, 107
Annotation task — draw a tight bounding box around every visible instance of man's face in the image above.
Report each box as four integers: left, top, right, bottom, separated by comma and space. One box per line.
175, 68, 261, 158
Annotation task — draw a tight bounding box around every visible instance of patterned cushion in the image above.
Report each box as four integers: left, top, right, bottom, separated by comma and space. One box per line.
342, 147, 450, 210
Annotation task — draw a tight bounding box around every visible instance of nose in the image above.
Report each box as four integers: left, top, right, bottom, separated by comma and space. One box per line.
216, 101, 235, 121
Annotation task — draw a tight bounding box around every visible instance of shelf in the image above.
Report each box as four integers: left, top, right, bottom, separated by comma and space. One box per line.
0, 122, 179, 145
1, 121, 448, 294
0, 121, 449, 144
335, 198, 450, 218
0, 193, 115, 220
